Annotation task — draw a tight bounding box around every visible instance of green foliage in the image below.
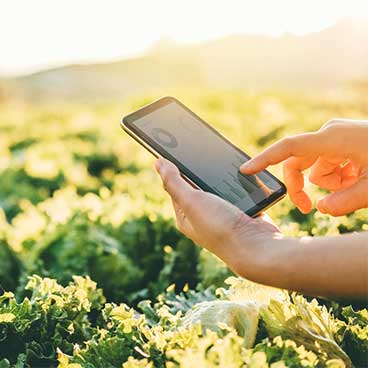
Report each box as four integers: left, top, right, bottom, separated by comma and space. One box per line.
139, 287, 217, 324
0, 167, 63, 221
0, 274, 366, 368
337, 307, 368, 367
14, 207, 199, 305
0, 276, 105, 367
251, 337, 320, 367
0, 91, 367, 366
260, 294, 351, 366
0, 239, 20, 292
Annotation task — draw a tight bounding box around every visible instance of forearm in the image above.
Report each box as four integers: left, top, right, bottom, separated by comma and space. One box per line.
232, 231, 368, 299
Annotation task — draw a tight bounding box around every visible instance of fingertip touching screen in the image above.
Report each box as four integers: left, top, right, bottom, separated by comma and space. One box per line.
129, 99, 284, 214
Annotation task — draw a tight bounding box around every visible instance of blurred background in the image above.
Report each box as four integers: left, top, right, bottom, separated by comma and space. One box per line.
0, 0, 367, 304
1, 0, 368, 99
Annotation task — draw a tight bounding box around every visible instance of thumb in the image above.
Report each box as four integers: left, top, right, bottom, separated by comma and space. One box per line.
154, 158, 195, 209
317, 177, 368, 216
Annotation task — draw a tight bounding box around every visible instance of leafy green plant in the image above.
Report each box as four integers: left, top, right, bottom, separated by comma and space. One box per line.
0, 276, 105, 367
0, 91, 367, 367
11, 207, 199, 305
260, 294, 351, 366
337, 307, 368, 367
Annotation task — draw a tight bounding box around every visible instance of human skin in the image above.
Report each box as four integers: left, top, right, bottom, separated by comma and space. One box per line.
241, 119, 368, 216
154, 119, 368, 299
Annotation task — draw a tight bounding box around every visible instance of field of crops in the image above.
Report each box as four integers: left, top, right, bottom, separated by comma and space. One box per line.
0, 90, 367, 368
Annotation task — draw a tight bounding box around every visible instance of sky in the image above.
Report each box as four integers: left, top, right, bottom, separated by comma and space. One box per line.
0, 0, 367, 76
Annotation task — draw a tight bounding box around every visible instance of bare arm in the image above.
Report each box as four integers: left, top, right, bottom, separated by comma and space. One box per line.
232, 230, 368, 299
155, 157, 368, 300
155, 120, 368, 300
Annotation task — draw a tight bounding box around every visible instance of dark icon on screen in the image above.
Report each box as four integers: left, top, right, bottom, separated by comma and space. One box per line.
151, 128, 178, 148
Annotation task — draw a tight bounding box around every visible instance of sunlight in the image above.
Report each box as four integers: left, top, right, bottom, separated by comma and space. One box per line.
1, 0, 367, 75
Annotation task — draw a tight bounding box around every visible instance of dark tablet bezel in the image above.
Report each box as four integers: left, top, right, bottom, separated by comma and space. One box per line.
121, 96, 286, 217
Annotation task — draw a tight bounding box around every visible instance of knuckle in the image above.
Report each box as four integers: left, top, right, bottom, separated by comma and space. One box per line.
324, 118, 340, 127
321, 119, 343, 133
163, 175, 174, 191
281, 136, 295, 152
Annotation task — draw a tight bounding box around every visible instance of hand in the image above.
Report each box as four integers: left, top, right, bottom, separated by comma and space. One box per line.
154, 158, 280, 276
155, 158, 368, 298
240, 119, 368, 216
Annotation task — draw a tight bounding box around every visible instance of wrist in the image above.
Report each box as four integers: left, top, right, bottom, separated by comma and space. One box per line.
229, 232, 298, 286
227, 229, 281, 280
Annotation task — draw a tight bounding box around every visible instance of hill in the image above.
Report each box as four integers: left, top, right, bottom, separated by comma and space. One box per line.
3, 18, 368, 101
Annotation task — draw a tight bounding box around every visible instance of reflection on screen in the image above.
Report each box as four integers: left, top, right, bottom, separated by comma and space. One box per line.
133, 102, 282, 212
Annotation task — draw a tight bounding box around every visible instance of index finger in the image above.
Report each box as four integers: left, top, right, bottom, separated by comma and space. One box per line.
240, 132, 324, 174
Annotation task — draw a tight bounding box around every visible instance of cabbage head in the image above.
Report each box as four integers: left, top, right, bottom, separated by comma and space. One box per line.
181, 300, 259, 348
